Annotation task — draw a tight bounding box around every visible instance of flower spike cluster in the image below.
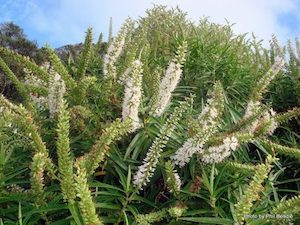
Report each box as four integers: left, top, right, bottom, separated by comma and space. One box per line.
202, 136, 239, 163
151, 41, 188, 116
23, 68, 47, 110
24, 62, 66, 117
133, 96, 193, 190
122, 60, 143, 132
172, 81, 224, 167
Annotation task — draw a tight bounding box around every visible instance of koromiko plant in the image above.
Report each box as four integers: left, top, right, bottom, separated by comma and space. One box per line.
0, 5, 299, 225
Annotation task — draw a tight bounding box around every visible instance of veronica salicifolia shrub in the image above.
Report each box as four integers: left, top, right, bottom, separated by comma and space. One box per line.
0, 5, 300, 225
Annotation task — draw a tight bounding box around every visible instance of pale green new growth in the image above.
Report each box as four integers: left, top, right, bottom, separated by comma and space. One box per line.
136, 205, 187, 225
72, 76, 97, 105
221, 161, 256, 175
251, 56, 285, 102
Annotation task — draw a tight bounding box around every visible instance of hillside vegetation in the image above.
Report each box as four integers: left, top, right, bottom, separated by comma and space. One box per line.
0, 5, 299, 225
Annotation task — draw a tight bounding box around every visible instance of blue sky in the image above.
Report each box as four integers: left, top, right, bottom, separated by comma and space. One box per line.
1, 0, 300, 48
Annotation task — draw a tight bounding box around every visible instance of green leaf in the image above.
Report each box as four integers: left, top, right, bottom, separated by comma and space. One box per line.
126, 165, 132, 193
68, 203, 84, 225
90, 182, 125, 193
95, 203, 121, 210
179, 217, 233, 224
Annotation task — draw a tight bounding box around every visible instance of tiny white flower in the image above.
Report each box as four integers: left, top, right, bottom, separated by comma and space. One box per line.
210, 107, 218, 118
122, 60, 143, 132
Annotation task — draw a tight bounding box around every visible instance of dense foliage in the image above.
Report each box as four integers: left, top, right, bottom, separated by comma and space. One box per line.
0, 5, 299, 225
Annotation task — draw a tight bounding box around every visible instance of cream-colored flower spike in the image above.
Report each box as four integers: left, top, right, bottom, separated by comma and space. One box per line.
122, 60, 143, 132
151, 41, 188, 116
103, 18, 133, 79
48, 68, 66, 118
172, 81, 224, 167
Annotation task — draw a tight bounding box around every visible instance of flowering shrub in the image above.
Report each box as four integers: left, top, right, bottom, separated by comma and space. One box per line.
0, 5, 300, 225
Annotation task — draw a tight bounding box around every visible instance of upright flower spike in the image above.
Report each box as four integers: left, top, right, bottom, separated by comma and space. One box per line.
30, 152, 47, 207
80, 118, 131, 176
133, 96, 193, 190
234, 155, 275, 224
23, 68, 48, 110
150, 41, 188, 116
242, 102, 278, 136
200, 108, 280, 164
251, 56, 285, 102
56, 100, 76, 203
165, 161, 181, 195
103, 18, 134, 80
242, 46, 284, 135
272, 195, 300, 215
122, 60, 143, 132
0, 46, 49, 82
47, 66, 66, 118
172, 81, 224, 167
260, 139, 300, 160
45, 47, 76, 89
0, 56, 33, 110
23, 62, 67, 117
74, 162, 103, 225
77, 28, 93, 80
0, 95, 56, 178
